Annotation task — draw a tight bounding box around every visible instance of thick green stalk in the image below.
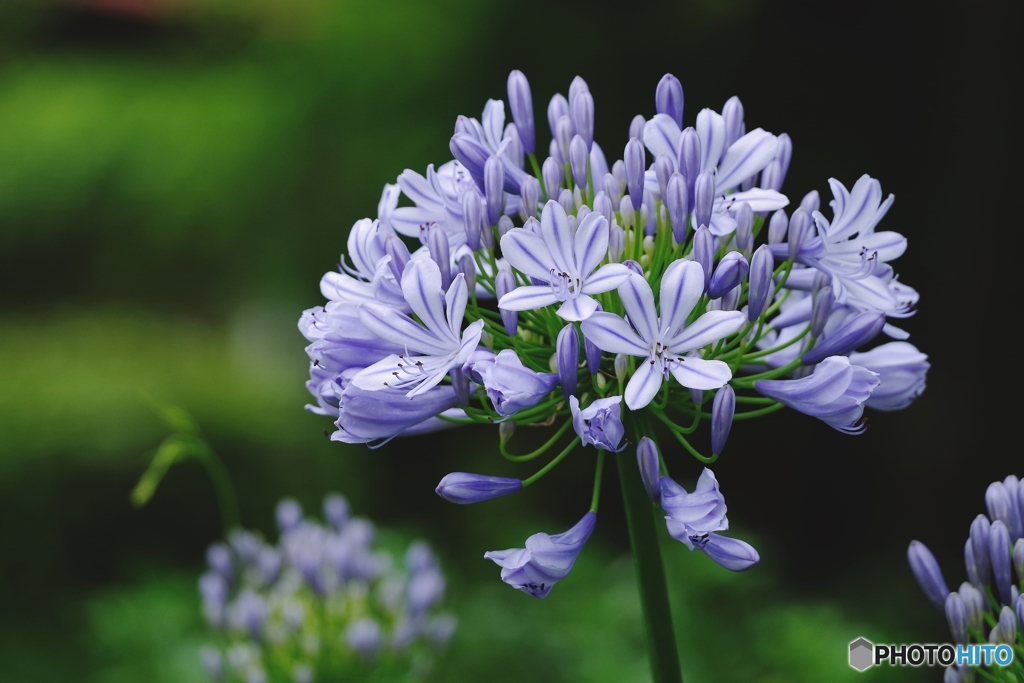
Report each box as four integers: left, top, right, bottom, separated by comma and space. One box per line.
618, 421, 683, 683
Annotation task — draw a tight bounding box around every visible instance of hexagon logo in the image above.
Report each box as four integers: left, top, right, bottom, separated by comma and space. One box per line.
849, 637, 874, 671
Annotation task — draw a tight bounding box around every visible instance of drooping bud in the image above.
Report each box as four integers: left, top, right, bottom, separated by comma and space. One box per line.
693, 226, 715, 293
800, 190, 820, 215
569, 135, 589, 190
945, 592, 968, 644
556, 324, 580, 402
636, 437, 661, 502
693, 170, 715, 229
436, 472, 523, 504
801, 310, 886, 365
624, 137, 646, 210
690, 387, 704, 407
542, 156, 562, 202
385, 234, 411, 281
722, 96, 744, 149
461, 186, 484, 250
608, 224, 626, 262
711, 385, 735, 455
628, 115, 646, 142
484, 155, 505, 226
665, 172, 689, 244
654, 154, 674, 197
787, 207, 813, 261
494, 269, 518, 336
426, 224, 452, 290
767, 209, 789, 244
990, 520, 1014, 605
618, 195, 636, 230
809, 286, 835, 338
520, 176, 540, 220
547, 93, 569, 139
593, 191, 614, 225
655, 74, 684, 127
555, 115, 574, 165
908, 540, 950, 609
734, 202, 753, 258
499, 420, 515, 444
708, 251, 749, 299
507, 70, 535, 155
747, 245, 774, 322
970, 514, 992, 586
571, 90, 594, 150
677, 127, 700, 208
614, 354, 628, 382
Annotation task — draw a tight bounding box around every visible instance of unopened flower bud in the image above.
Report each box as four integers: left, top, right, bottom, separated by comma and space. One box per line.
716, 284, 741, 312
722, 96, 744, 149
571, 90, 594, 150
734, 202, 753, 258
584, 334, 602, 375
945, 592, 968, 644
461, 187, 483, 250
800, 190, 820, 215
542, 156, 562, 201
636, 437, 661, 502
1014, 539, 1024, 583
558, 188, 575, 215
628, 114, 646, 142
436, 472, 522, 504
277, 498, 302, 532
802, 310, 885, 365
499, 420, 516, 444
693, 170, 715, 229
494, 269, 518, 336
990, 520, 1014, 605
624, 138, 645, 210
503, 124, 524, 170
665, 172, 689, 244
767, 209, 789, 244
593, 191, 614, 225
809, 286, 835, 338
690, 387, 704, 407
450, 366, 471, 407
655, 74, 684, 127
457, 253, 476, 293
556, 324, 580, 402
601, 173, 621, 205
993, 606, 1017, 645
987, 482, 1023, 540
709, 251, 749, 299
677, 127, 700, 207
711, 385, 735, 455
965, 539, 982, 586
324, 493, 349, 530
569, 135, 589, 190
520, 176, 540, 221
547, 93, 569, 139
426, 224, 452, 290
206, 543, 232, 579
568, 76, 589, 110
970, 514, 992, 586
654, 154, 673, 197
623, 259, 643, 276
346, 619, 381, 658
612, 159, 627, 189
497, 215, 515, 240
693, 226, 715, 292
555, 115, 573, 165
787, 207, 813, 261
507, 70, 535, 155
1017, 593, 1024, 636
608, 224, 625, 262
619, 195, 636, 230
484, 156, 505, 226
960, 582, 986, 631
614, 354, 628, 382
747, 245, 774, 322
908, 540, 950, 609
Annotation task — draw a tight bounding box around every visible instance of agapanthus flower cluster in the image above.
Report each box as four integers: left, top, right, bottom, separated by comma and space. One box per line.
198, 495, 455, 683
300, 70, 929, 597
909, 475, 1024, 683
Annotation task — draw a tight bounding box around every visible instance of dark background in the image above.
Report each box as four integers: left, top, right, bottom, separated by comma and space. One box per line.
0, 0, 1018, 680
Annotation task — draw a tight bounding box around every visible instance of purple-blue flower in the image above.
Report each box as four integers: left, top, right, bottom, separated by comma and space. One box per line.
908, 540, 950, 609
478, 349, 557, 417
435, 472, 523, 504
636, 437, 661, 502
484, 512, 596, 598
755, 356, 879, 434
570, 395, 626, 452
660, 471, 759, 571
581, 260, 746, 409
498, 201, 632, 321
848, 342, 929, 411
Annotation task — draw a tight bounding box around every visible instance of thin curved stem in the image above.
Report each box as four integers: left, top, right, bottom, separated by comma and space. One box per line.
522, 437, 579, 486
500, 420, 573, 462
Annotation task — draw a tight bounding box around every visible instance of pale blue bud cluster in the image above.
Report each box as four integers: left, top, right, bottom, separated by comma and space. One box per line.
198, 495, 455, 682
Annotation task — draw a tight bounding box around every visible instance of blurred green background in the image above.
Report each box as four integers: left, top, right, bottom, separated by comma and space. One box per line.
0, 0, 1018, 681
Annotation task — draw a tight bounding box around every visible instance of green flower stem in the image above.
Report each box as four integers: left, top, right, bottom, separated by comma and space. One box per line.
732, 403, 785, 421
521, 437, 579, 486
589, 451, 606, 513
500, 419, 573, 462
619, 415, 683, 683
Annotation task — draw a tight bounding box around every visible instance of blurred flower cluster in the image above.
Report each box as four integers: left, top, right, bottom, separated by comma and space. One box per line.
198, 495, 455, 683
909, 475, 1024, 682
299, 69, 929, 597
